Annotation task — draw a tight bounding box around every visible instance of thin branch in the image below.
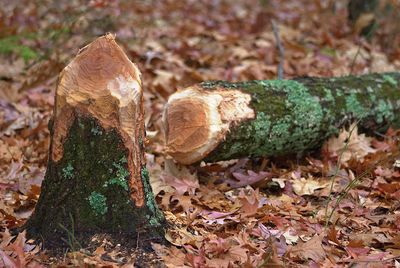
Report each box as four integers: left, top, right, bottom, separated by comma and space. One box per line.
349, 23, 377, 74
271, 20, 285, 80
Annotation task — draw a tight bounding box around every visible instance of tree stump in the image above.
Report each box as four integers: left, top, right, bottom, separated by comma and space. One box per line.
163, 73, 400, 164
25, 34, 166, 249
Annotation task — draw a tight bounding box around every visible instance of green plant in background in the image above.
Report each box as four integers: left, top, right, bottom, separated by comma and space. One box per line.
0, 27, 71, 63
0, 35, 39, 62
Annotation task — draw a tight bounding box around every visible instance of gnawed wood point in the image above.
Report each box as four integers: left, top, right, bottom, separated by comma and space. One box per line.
54, 33, 144, 204
25, 34, 165, 249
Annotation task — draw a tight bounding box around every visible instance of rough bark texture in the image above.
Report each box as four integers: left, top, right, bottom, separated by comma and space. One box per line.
164, 73, 400, 165
25, 34, 165, 249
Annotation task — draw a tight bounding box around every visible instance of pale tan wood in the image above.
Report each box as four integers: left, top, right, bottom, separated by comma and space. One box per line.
163, 86, 254, 164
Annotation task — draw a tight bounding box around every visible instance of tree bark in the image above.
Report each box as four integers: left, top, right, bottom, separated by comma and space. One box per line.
25, 34, 166, 249
163, 73, 400, 165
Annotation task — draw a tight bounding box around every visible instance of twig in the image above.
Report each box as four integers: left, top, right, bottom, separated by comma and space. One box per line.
338, 255, 400, 264
271, 20, 285, 80
324, 120, 360, 228
349, 23, 377, 74
349, 45, 362, 75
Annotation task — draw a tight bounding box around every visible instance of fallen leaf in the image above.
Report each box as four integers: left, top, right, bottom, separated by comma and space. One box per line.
152, 244, 188, 268
226, 170, 272, 189
324, 123, 376, 164
292, 177, 329, 196
289, 234, 326, 262
162, 160, 199, 195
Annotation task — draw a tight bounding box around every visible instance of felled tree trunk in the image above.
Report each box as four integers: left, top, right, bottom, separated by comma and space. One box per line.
25, 34, 165, 249
164, 73, 400, 165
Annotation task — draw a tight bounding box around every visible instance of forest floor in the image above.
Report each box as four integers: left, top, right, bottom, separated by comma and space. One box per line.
0, 0, 400, 267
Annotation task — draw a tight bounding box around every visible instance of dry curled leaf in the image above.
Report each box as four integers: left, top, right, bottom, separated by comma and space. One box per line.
292, 177, 329, 196
324, 123, 376, 165
289, 234, 326, 262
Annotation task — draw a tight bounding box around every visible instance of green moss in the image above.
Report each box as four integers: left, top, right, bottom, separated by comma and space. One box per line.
345, 93, 367, 118
200, 73, 400, 162
323, 88, 335, 103
62, 163, 74, 179
251, 112, 271, 142
383, 74, 398, 87
204, 79, 324, 161
103, 157, 129, 190
141, 166, 165, 226
87, 192, 108, 216
375, 99, 394, 123
0, 35, 38, 62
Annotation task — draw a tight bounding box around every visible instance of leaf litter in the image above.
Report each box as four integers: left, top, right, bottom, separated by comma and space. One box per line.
1, 0, 400, 266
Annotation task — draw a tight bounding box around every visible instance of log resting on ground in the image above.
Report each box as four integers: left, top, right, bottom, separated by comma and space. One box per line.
25, 34, 166, 249
163, 73, 400, 165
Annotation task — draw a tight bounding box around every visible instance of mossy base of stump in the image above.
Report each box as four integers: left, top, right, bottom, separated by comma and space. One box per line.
25, 115, 166, 249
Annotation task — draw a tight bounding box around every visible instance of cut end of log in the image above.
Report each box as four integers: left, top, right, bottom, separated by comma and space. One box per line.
163, 86, 254, 164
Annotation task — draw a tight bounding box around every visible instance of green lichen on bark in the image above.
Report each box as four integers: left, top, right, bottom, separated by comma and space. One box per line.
141, 167, 166, 226
88, 192, 108, 216
103, 157, 129, 191
25, 115, 166, 248
62, 163, 74, 180
383, 74, 398, 87
200, 72, 400, 162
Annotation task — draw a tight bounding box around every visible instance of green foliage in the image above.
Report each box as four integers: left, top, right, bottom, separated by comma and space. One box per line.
0, 27, 71, 63
47, 27, 71, 42
320, 46, 336, 57
87, 191, 108, 216
0, 35, 39, 62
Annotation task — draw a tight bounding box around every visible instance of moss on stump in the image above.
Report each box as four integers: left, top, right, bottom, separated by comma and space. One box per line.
26, 116, 165, 248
